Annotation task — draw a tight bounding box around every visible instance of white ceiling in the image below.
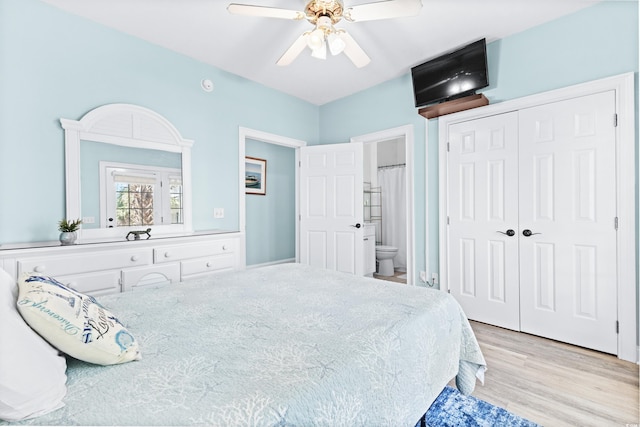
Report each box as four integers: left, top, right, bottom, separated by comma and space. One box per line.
40, 0, 603, 105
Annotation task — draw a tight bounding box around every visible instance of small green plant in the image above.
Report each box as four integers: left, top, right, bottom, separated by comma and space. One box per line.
58, 218, 82, 232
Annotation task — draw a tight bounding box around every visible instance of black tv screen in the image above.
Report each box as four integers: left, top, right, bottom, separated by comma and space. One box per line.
411, 38, 488, 108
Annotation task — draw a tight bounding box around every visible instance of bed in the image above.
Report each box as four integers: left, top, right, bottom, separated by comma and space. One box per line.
1, 263, 486, 426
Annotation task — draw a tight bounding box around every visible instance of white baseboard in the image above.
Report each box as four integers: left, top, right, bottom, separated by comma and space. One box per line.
246, 258, 296, 269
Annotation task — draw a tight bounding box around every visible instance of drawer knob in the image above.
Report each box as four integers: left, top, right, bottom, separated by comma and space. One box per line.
67, 282, 78, 290
34, 265, 45, 273
131, 255, 139, 262
222, 245, 228, 251
206, 261, 212, 268
164, 251, 172, 258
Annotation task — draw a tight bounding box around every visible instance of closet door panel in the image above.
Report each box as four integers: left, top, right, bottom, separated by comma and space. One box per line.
447, 112, 520, 331
518, 90, 618, 354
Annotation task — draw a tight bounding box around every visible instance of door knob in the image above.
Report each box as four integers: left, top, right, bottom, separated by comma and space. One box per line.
351, 223, 362, 229
497, 229, 515, 237
522, 229, 541, 237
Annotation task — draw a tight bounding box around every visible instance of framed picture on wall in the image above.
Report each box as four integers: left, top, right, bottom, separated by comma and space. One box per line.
245, 156, 266, 195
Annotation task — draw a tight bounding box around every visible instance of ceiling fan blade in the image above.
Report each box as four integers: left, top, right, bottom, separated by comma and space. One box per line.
227, 4, 305, 20
339, 31, 370, 68
345, 0, 422, 22
277, 33, 310, 66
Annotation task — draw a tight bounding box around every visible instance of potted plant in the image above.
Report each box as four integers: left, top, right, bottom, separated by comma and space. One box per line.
58, 218, 82, 245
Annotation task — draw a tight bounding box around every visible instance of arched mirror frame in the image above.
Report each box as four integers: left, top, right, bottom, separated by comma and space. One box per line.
61, 103, 193, 242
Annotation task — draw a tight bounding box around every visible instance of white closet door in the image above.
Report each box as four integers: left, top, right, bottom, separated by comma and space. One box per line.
518, 91, 617, 354
447, 112, 520, 330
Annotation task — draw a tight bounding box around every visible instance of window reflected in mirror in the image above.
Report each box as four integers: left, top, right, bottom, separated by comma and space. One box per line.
103, 164, 182, 228
80, 140, 182, 230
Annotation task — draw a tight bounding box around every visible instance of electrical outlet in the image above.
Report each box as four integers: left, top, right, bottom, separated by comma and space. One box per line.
214, 208, 224, 219
419, 271, 427, 283
82, 216, 95, 224
431, 273, 439, 285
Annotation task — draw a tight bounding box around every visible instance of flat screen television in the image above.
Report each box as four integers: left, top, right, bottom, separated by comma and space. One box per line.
411, 38, 488, 108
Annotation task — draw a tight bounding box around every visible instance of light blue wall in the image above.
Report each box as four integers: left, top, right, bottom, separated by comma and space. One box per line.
319, 0, 638, 286
0, 0, 319, 244
245, 139, 296, 266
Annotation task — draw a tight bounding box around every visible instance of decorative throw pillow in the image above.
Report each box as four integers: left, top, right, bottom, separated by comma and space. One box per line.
16, 274, 141, 366
0, 268, 67, 422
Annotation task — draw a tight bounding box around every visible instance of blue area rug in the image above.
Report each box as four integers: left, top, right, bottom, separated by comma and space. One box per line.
417, 386, 540, 427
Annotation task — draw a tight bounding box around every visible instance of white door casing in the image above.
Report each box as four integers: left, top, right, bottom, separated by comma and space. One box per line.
299, 143, 364, 275
448, 112, 520, 331
518, 91, 618, 354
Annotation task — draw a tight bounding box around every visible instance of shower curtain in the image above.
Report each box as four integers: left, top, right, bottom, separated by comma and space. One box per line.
377, 165, 407, 271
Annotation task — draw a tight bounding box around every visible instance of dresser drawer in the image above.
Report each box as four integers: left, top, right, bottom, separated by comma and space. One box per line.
181, 254, 235, 278
57, 271, 121, 297
121, 263, 180, 291
18, 249, 153, 277
154, 239, 236, 264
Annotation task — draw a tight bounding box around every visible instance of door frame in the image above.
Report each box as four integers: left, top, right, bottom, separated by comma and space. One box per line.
438, 72, 636, 362
351, 125, 416, 286
238, 127, 307, 266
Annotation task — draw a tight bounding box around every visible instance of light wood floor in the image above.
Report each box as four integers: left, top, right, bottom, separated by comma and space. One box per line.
467, 321, 639, 426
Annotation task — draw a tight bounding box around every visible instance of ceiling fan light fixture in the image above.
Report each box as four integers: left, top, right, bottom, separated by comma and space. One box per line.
307, 27, 325, 50
310, 41, 327, 59
232, 0, 416, 67
327, 31, 345, 55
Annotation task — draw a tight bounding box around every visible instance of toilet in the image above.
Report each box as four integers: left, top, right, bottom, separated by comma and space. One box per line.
375, 245, 398, 277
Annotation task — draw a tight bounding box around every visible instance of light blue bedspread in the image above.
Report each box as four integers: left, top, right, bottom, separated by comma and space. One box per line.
7, 263, 485, 426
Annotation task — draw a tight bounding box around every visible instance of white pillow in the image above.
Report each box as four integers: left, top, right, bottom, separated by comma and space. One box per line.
0, 268, 67, 422
17, 274, 141, 366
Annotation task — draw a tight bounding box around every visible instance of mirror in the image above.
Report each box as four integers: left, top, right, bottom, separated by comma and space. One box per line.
61, 104, 193, 242
80, 140, 183, 229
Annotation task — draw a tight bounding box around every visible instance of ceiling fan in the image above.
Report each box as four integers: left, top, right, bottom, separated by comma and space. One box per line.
227, 0, 422, 68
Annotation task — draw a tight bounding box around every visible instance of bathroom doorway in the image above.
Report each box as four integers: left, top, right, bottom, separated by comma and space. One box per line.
351, 125, 414, 285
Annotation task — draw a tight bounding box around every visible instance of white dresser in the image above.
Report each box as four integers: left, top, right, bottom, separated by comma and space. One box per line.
0, 231, 243, 297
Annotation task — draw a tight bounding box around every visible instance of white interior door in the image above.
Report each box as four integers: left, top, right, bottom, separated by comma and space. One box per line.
447, 112, 520, 330
299, 143, 364, 275
518, 91, 618, 354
